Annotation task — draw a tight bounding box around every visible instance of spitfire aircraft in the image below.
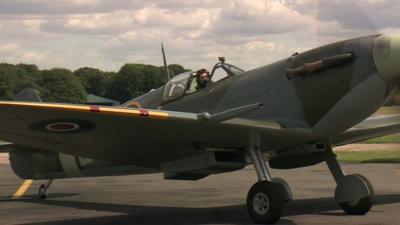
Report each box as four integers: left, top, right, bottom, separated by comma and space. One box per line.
1, 34, 400, 224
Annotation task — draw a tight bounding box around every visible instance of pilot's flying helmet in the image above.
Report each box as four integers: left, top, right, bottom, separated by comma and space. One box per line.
196, 68, 209, 76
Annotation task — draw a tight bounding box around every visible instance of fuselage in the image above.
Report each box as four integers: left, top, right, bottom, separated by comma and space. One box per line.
128, 35, 395, 141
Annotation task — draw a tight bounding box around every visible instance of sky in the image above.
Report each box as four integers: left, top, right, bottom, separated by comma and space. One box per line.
0, 0, 399, 72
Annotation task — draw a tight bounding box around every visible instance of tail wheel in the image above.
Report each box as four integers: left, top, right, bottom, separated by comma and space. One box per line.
38, 184, 48, 199
246, 181, 284, 224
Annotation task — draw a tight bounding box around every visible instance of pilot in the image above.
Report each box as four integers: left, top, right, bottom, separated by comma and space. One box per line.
195, 69, 211, 89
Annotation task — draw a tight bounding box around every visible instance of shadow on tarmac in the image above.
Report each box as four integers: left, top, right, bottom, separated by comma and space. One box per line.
0, 193, 80, 201
6, 194, 400, 225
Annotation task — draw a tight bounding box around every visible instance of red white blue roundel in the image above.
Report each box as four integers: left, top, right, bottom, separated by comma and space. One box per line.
45, 122, 80, 132
29, 119, 96, 134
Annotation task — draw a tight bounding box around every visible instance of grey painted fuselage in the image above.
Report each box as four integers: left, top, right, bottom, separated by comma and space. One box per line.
130, 35, 394, 142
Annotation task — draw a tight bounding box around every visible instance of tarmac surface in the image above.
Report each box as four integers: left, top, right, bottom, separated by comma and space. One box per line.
0, 160, 399, 225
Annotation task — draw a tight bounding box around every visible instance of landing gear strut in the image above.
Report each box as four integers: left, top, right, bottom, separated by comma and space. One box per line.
246, 147, 292, 224
38, 179, 53, 199
324, 147, 374, 215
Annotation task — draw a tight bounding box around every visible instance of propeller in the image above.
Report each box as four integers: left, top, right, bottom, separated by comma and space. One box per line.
311, 0, 380, 46
314, 1, 400, 87
373, 35, 400, 84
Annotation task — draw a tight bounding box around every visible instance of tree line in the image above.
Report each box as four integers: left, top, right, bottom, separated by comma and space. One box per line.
0, 63, 188, 103
0, 62, 399, 105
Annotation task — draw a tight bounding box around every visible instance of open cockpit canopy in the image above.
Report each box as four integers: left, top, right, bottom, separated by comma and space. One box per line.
163, 61, 244, 102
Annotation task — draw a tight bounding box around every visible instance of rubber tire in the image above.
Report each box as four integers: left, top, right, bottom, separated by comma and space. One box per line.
271, 177, 293, 203
38, 184, 48, 199
354, 174, 374, 198
339, 174, 373, 215
246, 181, 285, 224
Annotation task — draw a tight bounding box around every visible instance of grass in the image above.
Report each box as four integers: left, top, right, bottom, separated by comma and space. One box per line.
361, 134, 400, 144
361, 106, 400, 144
376, 106, 400, 115
341, 106, 400, 163
336, 151, 400, 163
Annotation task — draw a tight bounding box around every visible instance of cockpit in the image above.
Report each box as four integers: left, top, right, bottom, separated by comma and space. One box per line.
210, 57, 245, 81
163, 57, 244, 102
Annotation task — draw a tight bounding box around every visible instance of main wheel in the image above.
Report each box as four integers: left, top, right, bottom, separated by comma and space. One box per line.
337, 174, 374, 215
271, 177, 293, 203
38, 184, 48, 199
246, 181, 285, 224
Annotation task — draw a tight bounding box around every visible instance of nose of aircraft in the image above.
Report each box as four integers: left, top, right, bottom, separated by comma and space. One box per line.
373, 35, 400, 83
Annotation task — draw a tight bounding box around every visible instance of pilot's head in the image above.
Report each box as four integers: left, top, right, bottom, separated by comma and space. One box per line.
196, 69, 210, 88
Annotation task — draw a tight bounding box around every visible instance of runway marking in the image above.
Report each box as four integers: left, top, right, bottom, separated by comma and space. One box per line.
12, 179, 33, 199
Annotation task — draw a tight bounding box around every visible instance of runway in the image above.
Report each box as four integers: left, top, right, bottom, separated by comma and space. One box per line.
0, 162, 399, 225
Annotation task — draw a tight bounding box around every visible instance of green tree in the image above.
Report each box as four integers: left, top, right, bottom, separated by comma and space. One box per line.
107, 64, 165, 102
102, 71, 117, 94
36, 68, 86, 103
0, 63, 39, 100
0, 62, 190, 104
167, 64, 190, 77
74, 67, 116, 97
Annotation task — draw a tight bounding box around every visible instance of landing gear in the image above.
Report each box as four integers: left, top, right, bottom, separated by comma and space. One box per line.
336, 174, 374, 215
246, 147, 291, 224
324, 148, 374, 215
247, 181, 284, 224
271, 177, 293, 203
38, 179, 53, 199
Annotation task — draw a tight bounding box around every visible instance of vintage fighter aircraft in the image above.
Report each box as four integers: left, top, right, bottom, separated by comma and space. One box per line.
0, 34, 400, 224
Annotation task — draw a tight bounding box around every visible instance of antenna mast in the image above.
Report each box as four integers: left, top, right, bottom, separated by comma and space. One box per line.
161, 42, 170, 81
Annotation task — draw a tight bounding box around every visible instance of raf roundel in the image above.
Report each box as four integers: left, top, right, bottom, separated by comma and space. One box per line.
29, 119, 96, 134
45, 122, 80, 132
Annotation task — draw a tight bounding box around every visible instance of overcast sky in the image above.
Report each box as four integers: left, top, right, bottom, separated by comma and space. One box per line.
0, 0, 399, 71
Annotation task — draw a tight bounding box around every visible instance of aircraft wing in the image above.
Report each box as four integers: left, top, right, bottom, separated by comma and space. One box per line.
331, 114, 400, 146
0, 101, 312, 165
